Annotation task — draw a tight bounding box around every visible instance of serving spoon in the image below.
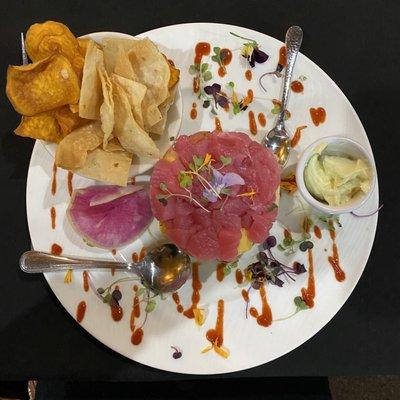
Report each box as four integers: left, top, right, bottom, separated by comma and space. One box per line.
20, 244, 191, 293
262, 26, 303, 166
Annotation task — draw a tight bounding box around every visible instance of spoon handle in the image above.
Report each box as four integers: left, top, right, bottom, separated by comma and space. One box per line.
278, 26, 303, 124
19, 251, 136, 273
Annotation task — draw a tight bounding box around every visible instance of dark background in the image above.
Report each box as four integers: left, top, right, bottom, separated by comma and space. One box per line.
0, 0, 399, 381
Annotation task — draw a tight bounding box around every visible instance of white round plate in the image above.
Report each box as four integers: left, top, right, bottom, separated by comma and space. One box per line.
26, 23, 378, 374
40, 32, 183, 177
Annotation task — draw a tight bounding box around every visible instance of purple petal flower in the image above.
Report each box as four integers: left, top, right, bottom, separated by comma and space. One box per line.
203, 188, 218, 203
222, 172, 245, 187
253, 48, 269, 64
204, 83, 221, 96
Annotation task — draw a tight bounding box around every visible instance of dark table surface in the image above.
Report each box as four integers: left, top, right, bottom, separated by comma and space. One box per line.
1, 0, 399, 381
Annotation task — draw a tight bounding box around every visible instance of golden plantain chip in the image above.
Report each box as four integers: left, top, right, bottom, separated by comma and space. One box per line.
69, 103, 79, 113
14, 111, 62, 143
55, 105, 88, 136
128, 38, 170, 106
25, 21, 83, 76
75, 144, 132, 186
77, 38, 90, 57
55, 121, 104, 170
98, 62, 114, 148
79, 40, 103, 119
112, 80, 160, 158
6, 55, 80, 116
166, 58, 180, 90
112, 74, 146, 129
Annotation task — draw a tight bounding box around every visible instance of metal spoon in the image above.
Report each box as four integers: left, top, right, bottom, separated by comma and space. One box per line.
20, 244, 191, 293
263, 26, 303, 166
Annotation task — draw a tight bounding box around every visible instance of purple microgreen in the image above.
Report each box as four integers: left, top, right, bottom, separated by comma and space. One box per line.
351, 204, 383, 218
171, 346, 182, 359
112, 288, 122, 302
263, 235, 277, 250
203, 100, 210, 108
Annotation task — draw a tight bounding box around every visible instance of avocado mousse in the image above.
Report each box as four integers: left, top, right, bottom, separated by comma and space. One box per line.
304, 144, 371, 206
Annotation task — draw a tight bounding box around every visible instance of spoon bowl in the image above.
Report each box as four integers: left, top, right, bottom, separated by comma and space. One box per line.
20, 243, 192, 293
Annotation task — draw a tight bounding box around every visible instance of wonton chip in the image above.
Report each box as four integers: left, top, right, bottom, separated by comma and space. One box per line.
25, 21, 83, 76
14, 111, 62, 143
79, 41, 103, 119
128, 38, 170, 106
6, 55, 80, 116
112, 81, 160, 158
141, 90, 162, 130
98, 63, 114, 148
114, 49, 137, 81
55, 105, 88, 136
102, 38, 136, 75
75, 144, 132, 186
112, 74, 146, 129
150, 82, 178, 135
55, 121, 104, 170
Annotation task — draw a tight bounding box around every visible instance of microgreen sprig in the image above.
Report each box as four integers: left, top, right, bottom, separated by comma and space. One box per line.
211, 47, 226, 73
230, 32, 269, 68
273, 296, 309, 322
277, 231, 314, 254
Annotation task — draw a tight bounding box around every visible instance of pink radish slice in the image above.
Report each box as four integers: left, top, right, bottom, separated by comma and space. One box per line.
68, 185, 153, 249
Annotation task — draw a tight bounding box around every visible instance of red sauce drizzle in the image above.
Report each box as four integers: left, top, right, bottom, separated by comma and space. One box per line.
131, 252, 139, 263
245, 69, 252, 81
67, 171, 73, 196
190, 107, 197, 120
248, 111, 257, 135
172, 292, 183, 313
328, 221, 346, 282
193, 42, 211, 93
111, 249, 116, 256
257, 113, 266, 127
279, 46, 287, 67
206, 299, 224, 347
111, 268, 115, 276
241, 289, 249, 303
217, 48, 232, 77
139, 247, 147, 261
131, 328, 144, 345
194, 42, 211, 65
247, 89, 254, 103
76, 301, 86, 323
290, 80, 304, 93
310, 107, 326, 126
290, 125, 307, 148
314, 225, 322, 239
110, 286, 123, 322
82, 271, 89, 292
183, 262, 202, 318
50, 206, 56, 229
214, 117, 222, 131
51, 243, 62, 256
133, 284, 138, 292
283, 229, 291, 239
51, 162, 57, 196
249, 284, 272, 327
301, 249, 315, 308
134, 295, 140, 318
216, 262, 225, 282
235, 269, 244, 285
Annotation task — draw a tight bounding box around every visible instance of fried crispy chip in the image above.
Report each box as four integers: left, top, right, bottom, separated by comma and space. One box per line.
25, 21, 83, 76
102, 38, 136, 75
55, 121, 104, 169
14, 111, 62, 143
55, 105, 88, 136
6, 55, 80, 116
150, 81, 179, 135
77, 38, 90, 57
112, 74, 146, 129
112, 80, 160, 158
128, 38, 170, 106
167, 58, 180, 90
79, 40, 103, 119
98, 63, 114, 147
114, 49, 137, 81
75, 143, 132, 186
69, 103, 79, 113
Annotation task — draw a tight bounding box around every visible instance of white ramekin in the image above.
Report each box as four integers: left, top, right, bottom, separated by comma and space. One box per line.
295, 136, 376, 215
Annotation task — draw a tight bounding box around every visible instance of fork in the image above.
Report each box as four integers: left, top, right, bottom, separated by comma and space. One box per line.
20, 32, 29, 65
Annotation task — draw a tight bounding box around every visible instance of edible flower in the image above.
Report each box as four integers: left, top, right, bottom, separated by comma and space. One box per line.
193, 307, 206, 326
230, 32, 269, 68
64, 269, 73, 283
204, 83, 229, 109
203, 169, 245, 202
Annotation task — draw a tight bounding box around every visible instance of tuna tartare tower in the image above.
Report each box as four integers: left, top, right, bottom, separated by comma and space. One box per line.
150, 131, 280, 261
